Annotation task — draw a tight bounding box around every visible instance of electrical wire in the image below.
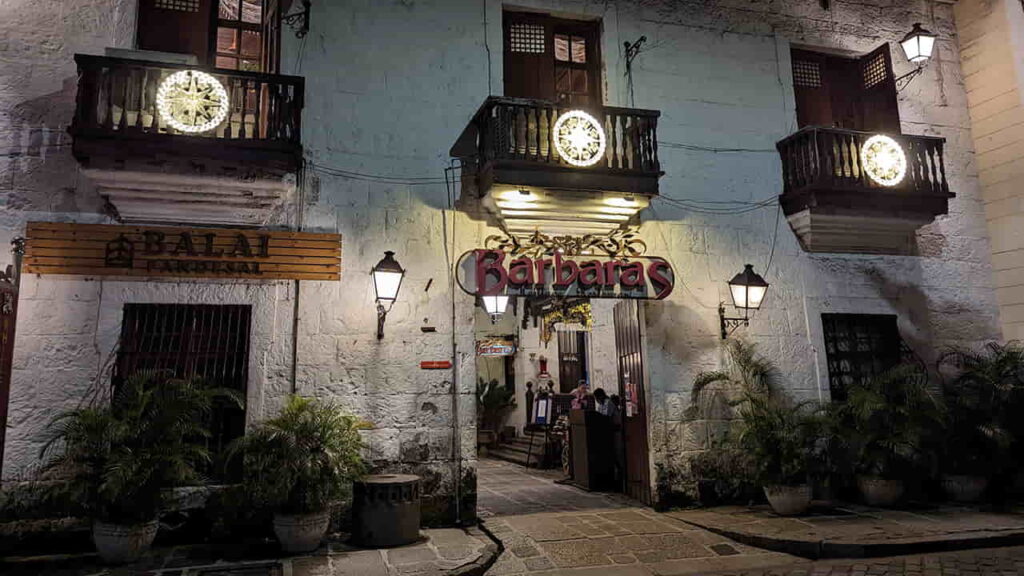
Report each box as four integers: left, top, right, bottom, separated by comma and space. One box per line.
646, 204, 719, 310
308, 160, 451, 185
764, 202, 782, 277
657, 140, 775, 154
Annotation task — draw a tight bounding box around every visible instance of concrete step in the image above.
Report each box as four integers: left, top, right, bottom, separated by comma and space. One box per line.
488, 447, 535, 467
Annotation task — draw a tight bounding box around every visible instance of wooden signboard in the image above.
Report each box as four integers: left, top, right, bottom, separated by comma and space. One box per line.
25, 222, 341, 281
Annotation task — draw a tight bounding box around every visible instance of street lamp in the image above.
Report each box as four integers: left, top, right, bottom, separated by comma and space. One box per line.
372, 251, 405, 339
719, 264, 769, 339
481, 294, 510, 323
900, 23, 936, 64
896, 23, 937, 91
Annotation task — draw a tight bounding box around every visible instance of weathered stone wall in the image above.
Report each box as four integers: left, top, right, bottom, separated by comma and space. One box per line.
0, 0, 1004, 516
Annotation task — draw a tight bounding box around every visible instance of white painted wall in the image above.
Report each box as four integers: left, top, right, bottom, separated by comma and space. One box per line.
0, 0, 1004, 512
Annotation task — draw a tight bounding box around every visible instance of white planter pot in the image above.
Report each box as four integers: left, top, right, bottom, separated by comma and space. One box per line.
763, 484, 812, 516
92, 519, 159, 564
857, 475, 905, 507
273, 511, 330, 553
941, 474, 988, 503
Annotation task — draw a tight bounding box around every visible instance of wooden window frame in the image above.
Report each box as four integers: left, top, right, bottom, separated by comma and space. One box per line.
791, 45, 900, 133
503, 11, 603, 107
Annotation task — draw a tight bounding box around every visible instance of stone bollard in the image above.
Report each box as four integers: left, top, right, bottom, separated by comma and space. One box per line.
351, 474, 421, 547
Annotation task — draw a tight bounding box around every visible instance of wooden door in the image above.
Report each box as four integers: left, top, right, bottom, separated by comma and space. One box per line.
137, 0, 216, 62
503, 11, 601, 106
557, 330, 587, 393
791, 46, 900, 132
613, 300, 651, 504
0, 263, 19, 478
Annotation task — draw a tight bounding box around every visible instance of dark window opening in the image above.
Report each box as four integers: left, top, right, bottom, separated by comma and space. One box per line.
503, 11, 602, 107
821, 313, 901, 402
790, 44, 900, 133
136, 0, 278, 71
115, 304, 251, 479
557, 331, 589, 394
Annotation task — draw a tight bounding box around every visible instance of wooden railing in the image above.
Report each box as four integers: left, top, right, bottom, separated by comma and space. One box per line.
72, 54, 303, 147
459, 96, 661, 174
777, 126, 949, 196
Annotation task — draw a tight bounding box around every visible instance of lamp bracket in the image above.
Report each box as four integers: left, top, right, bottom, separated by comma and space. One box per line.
376, 301, 392, 340
896, 65, 925, 92
719, 303, 750, 340
283, 0, 311, 38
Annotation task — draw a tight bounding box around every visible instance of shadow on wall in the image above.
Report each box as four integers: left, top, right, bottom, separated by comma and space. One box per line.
6, 76, 104, 215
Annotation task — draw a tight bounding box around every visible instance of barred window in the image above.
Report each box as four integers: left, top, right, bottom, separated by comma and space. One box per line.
510, 23, 546, 53
792, 59, 821, 88
155, 0, 200, 12
821, 314, 901, 402
862, 51, 888, 88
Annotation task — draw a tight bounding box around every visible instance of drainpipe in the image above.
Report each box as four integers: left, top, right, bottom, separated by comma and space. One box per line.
290, 162, 307, 395
449, 206, 463, 526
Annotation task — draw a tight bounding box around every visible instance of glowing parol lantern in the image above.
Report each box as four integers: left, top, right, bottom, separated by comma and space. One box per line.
156, 70, 229, 134
860, 134, 907, 187
553, 110, 607, 167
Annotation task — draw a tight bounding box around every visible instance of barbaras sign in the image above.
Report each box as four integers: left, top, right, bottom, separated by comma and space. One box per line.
457, 249, 674, 300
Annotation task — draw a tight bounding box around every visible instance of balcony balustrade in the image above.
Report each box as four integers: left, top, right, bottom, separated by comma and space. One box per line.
71, 54, 303, 174
776, 126, 954, 254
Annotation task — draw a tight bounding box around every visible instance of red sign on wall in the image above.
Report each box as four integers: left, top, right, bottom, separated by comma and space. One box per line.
456, 249, 674, 300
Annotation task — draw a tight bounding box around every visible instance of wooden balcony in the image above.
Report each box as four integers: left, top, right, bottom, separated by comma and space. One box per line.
69, 54, 304, 225
71, 54, 303, 173
777, 126, 954, 255
451, 96, 663, 235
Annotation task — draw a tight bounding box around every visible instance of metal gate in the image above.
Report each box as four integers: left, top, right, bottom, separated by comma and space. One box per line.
613, 300, 651, 504
0, 240, 23, 478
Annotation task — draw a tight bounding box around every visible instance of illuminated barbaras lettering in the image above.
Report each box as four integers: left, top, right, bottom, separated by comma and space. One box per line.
474, 249, 674, 300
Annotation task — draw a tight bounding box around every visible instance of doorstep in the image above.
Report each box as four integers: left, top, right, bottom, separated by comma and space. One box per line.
0, 525, 500, 576
664, 503, 1024, 559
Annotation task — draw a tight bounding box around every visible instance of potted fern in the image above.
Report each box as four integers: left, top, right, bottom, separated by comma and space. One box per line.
228, 396, 366, 553
40, 371, 235, 563
936, 343, 1024, 502
837, 364, 941, 507
733, 392, 821, 516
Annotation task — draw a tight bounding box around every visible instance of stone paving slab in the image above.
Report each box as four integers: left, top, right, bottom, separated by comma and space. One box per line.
0, 525, 498, 576
665, 504, 1024, 559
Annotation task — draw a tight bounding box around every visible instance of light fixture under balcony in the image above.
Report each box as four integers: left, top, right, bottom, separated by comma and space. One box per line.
483, 189, 650, 236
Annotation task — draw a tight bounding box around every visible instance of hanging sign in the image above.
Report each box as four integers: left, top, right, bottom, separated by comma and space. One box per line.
24, 222, 341, 280
476, 337, 516, 357
456, 249, 674, 300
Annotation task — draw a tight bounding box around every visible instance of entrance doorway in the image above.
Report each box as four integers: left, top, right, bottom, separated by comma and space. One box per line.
613, 300, 651, 505
473, 297, 652, 504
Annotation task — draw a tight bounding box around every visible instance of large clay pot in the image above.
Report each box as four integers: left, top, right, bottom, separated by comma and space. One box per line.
763, 484, 812, 516
92, 519, 159, 564
941, 474, 988, 503
857, 475, 904, 507
273, 511, 330, 553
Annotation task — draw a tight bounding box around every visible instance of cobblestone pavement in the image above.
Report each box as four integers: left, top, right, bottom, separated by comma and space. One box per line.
709, 546, 1024, 576
477, 458, 633, 517
1, 526, 495, 576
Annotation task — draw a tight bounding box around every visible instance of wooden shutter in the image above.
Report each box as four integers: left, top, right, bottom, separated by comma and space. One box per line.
262, 0, 281, 73
791, 49, 833, 128
137, 0, 215, 63
503, 12, 601, 106
856, 44, 901, 133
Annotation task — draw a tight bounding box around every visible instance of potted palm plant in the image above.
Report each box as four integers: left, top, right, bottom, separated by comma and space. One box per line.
229, 395, 366, 553
733, 392, 821, 516
838, 364, 941, 507
936, 343, 1024, 502
40, 371, 235, 563
477, 378, 515, 452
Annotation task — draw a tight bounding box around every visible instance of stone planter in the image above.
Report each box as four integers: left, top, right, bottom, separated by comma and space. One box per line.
856, 475, 904, 507
763, 484, 812, 516
92, 519, 159, 564
941, 474, 988, 503
273, 511, 330, 553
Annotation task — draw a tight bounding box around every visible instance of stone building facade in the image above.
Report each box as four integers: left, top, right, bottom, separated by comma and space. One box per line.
0, 0, 1006, 521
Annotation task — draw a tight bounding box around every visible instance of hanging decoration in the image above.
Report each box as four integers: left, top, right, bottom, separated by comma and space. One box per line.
552, 110, 607, 167
156, 70, 229, 134
541, 301, 592, 344
860, 135, 907, 187
484, 228, 647, 259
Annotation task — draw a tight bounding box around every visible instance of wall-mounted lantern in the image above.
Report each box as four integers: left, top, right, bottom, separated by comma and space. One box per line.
372, 251, 405, 339
900, 23, 936, 64
481, 294, 510, 324
896, 23, 937, 91
719, 264, 769, 339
